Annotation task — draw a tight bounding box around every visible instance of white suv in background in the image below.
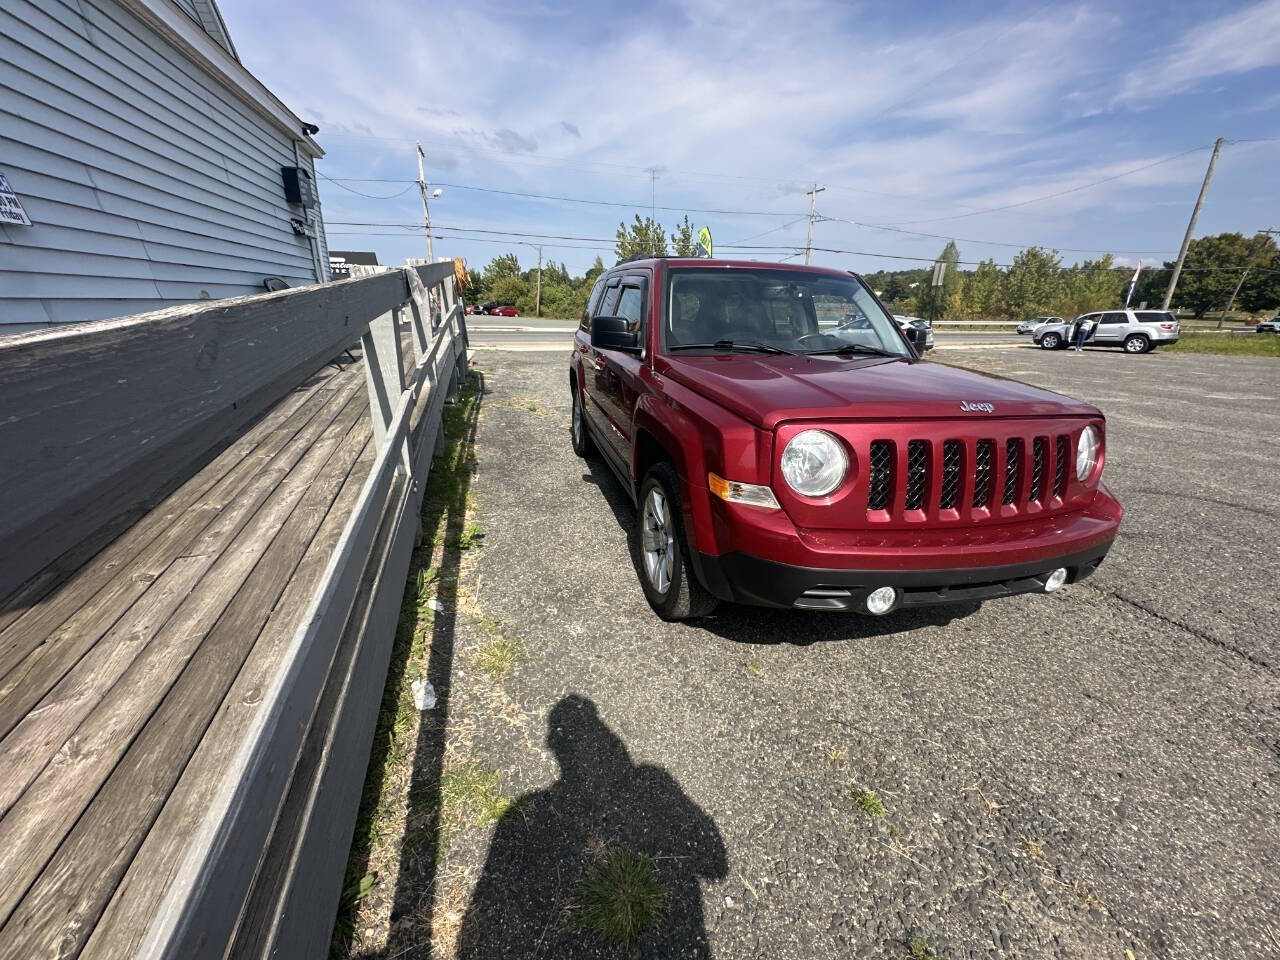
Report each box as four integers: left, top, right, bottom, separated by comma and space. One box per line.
1034, 310, 1180, 353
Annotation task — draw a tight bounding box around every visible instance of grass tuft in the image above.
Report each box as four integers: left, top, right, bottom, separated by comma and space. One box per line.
855, 788, 887, 818
572, 847, 667, 946
905, 934, 941, 959
440, 760, 513, 830
473, 634, 526, 680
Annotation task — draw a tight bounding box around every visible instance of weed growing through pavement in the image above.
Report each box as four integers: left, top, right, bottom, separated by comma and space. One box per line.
440, 760, 513, 831
455, 520, 485, 550
855, 789, 887, 818
904, 934, 942, 959
571, 847, 668, 946
746, 658, 763, 675
473, 634, 526, 680
827, 746, 848, 768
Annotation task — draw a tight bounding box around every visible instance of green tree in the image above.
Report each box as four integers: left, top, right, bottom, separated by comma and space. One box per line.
483, 254, 521, 287
615, 215, 668, 260
1000, 247, 1063, 319
669, 215, 699, 256
963, 259, 1003, 318
1166, 232, 1258, 318
1235, 236, 1280, 316
585, 255, 606, 284
1059, 255, 1118, 317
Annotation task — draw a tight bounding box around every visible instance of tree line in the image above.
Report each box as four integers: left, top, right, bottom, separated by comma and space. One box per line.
868, 232, 1280, 322
462, 224, 1280, 322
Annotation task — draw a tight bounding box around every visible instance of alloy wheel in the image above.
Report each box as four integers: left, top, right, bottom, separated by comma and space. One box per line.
641, 487, 675, 595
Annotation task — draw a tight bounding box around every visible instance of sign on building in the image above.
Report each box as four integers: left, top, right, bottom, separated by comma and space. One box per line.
0, 171, 33, 226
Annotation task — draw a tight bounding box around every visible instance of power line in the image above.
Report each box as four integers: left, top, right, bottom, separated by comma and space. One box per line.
818, 216, 1178, 256
320, 174, 801, 218
876, 144, 1214, 226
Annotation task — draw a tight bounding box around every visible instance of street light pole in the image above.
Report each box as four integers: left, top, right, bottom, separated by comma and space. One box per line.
416, 142, 435, 263
804, 184, 825, 265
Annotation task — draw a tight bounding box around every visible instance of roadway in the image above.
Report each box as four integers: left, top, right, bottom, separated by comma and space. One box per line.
465, 316, 1024, 350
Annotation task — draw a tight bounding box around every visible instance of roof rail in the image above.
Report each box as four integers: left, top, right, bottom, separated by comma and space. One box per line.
615, 253, 666, 265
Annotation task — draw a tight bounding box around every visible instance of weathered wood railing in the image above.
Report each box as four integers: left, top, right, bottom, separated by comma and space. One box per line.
0, 262, 469, 957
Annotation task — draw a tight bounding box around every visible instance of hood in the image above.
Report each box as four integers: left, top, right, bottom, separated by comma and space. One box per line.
660, 354, 1099, 429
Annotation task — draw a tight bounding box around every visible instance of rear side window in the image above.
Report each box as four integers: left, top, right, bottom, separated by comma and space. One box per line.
1135, 311, 1176, 324
615, 285, 644, 333
1100, 312, 1128, 324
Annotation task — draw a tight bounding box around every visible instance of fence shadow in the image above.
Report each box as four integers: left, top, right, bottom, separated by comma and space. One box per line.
336, 369, 484, 959
455, 695, 727, 959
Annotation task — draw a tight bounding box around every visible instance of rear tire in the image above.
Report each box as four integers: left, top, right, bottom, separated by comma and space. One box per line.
570, 381, 594, 458
1124, 334, 1150, 354
633, 463, 718, 621
1040, 333, 1061, 350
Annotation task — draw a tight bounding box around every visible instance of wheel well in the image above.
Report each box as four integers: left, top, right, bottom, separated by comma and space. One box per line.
632, 429, 672, 495
569, 367, 578, 391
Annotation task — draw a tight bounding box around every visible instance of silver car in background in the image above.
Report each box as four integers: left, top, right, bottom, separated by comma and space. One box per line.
1033, 309, 1180, 354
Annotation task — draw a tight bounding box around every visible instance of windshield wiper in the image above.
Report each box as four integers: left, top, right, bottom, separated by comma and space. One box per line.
669, 339, 798, 356
806, 343, 902, 359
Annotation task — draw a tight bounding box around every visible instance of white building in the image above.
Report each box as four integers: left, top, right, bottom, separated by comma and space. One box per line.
0, 0, 330, 333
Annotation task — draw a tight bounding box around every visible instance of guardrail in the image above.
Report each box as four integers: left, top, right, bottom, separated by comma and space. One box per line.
0, 263, 469, 957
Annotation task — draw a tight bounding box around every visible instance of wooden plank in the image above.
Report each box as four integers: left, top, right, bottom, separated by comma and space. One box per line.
0, 403, 372, 958
139, 400, 414, 958
232, 448, 424, 959
0, 387, 368, 933
0, 367, 323, 637
83, 439, 375, 958
0, 367, 353, 721
0, 372, 360, 783
0, 268, 408, 597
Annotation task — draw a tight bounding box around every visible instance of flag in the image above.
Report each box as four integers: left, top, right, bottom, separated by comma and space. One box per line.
696, 226, 713, 258
1124, 261, 1142, 307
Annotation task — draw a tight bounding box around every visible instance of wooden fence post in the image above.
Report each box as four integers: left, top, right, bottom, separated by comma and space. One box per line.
361, 308, 405, 452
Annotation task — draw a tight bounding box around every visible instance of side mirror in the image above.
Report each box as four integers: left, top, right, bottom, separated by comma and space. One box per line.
902, 325, 925, 348
591, 316, 640, 352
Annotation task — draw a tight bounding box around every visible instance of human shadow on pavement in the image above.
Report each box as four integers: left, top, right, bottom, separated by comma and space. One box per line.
455, 695, 727, 959
580, 456, 981, 643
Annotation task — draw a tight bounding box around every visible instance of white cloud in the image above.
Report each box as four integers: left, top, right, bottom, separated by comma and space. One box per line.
1114, 0, 1280, 104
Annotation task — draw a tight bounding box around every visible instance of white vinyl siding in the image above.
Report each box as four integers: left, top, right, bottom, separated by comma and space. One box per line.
0, 0, 326, 331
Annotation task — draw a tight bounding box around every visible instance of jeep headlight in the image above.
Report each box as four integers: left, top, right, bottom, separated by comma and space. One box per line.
1076, 425, 1100, 481
781, 430, 848, 497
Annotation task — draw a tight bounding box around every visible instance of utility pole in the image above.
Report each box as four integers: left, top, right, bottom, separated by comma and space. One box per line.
535, 244, 543, 317
416, 142, 435, 263
804, 184, 825, 265
643, 167, 661, 256
1162, 137, 1224, 311
1220, 228, 1278, 327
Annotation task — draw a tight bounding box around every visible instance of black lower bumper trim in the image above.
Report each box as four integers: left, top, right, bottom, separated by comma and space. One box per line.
695, 541, 1113, 611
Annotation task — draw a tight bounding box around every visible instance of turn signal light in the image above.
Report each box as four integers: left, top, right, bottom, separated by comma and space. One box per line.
708, 473, 780, 509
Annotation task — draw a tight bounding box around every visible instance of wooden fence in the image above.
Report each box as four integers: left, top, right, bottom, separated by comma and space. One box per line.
0, 262, 469, 957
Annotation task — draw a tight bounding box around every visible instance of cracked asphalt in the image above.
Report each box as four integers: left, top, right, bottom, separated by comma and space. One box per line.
428, 344, 1279, 960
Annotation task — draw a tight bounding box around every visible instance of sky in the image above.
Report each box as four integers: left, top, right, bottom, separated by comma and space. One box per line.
220, 0, 1280, 278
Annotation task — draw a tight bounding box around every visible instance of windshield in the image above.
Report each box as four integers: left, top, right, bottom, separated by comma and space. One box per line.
662, 268, 911, 358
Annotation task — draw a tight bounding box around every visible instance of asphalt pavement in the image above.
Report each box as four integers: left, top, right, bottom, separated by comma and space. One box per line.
397, 344, 1280, 960
465, 317, 1023, 350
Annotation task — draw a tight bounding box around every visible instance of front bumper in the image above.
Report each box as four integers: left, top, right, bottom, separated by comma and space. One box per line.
694, 540, 1112, 612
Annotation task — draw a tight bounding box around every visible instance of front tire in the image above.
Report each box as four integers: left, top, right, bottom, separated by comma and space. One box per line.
633, 463, 718, 621
1040, 333, 1061, 350
1124, 334, 1150, 354
570, 381, 594, 458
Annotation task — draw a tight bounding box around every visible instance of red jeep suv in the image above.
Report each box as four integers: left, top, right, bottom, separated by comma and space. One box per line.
569, 258, 1122, 620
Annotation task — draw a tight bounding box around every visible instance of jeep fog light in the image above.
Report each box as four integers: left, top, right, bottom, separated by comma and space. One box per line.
781, 430, 848, 497
1076, 425, 1100, 481
708, 473, 780, 509
1044, 567, 1068, 592
865, 586, 897, 615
